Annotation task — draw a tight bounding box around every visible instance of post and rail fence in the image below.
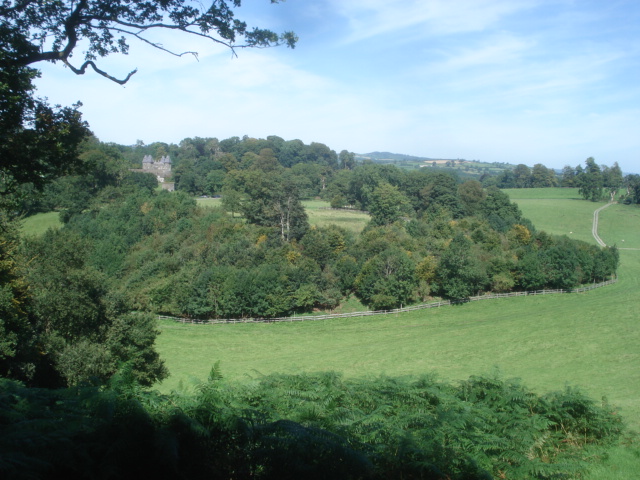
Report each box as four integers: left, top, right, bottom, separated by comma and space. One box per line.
159, 278, 618, 326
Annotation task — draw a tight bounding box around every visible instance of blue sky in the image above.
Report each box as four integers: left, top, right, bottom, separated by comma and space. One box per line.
35, 0, 640, 173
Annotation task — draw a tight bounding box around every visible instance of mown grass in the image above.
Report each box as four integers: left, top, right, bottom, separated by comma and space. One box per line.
302, 199, 370, 234
195, 197, 370, 234
19, 211, 61, 236
195, 197, 222, 208
503, 187, 603, 244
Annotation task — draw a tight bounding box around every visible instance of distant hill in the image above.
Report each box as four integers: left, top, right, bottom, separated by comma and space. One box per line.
356, 151, 515, 179
357, 152, 440, 162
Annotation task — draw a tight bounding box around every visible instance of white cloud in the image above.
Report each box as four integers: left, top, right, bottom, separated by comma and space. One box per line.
330, 0, 537, 42
433, 34, 532, 70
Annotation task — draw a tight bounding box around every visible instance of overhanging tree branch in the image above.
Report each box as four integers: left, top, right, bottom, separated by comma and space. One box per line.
2, 0, 297, 85
63, 59, 137, 85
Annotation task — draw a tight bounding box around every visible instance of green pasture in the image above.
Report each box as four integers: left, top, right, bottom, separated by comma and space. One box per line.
504, 187, 603, 244
19, 211, 61, 236
157, 191, 640, 426
158, 189, 640, 475
195, 196, 222, 208
302, 200, 370, 234
157, 268, 639, 423
196, 197, 370, 234
597, 203, 640, 250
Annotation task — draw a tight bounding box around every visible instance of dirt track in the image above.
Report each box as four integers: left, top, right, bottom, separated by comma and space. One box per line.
591, 202, 613, 247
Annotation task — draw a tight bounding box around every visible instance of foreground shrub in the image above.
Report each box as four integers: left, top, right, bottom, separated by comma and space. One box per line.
0, 371, 623, 479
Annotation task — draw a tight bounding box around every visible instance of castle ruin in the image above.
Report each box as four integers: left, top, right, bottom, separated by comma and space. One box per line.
142, 155, 172, 181
138, 155, 174, 191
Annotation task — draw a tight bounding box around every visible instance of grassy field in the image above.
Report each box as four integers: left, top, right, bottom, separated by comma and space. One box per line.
506, 188, 640, 478
597, 202, 640, 250
157, 190, 640, 418
20, 211, 61, 236
195, 197, 222, 208
157, 189, 640, 476
302, 200, 370, 234
503, 187, 604, 244
196, 197, 371, 234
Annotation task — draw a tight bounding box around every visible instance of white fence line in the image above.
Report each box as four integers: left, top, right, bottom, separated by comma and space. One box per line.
159, 278, 617, 326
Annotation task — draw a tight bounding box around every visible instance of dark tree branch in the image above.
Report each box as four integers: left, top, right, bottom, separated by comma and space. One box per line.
0, 0, 35, 15
13, 0, 87, 66
63, 59, 137, 85
100, 18, 274, 50
106, 25, 229, 59
61, 0, 87, 59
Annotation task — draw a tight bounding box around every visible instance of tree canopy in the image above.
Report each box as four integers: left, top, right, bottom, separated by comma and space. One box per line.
1, 0, 297, 84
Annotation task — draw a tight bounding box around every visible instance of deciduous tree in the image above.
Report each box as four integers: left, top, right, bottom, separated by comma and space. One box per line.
355, 248, 416, 309
479, 187, 524, 232
436, 234, 487, 299
0, 62, 90, 195
339, 150, 356, 170
602, 162, 623, 201
578, 157, 603, 202
368, 183, 411, 226
513, 164, 531, 188
531, 163, 557, 187
624, 174, 640, 204
457, 180, 485, 216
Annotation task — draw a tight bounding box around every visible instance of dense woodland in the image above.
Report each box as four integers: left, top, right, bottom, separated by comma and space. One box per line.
13, 136, 621, 316
0, 2, 633, 478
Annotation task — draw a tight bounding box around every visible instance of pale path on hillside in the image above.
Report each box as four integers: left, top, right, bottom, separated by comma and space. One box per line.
593, 202, 640, 251
592, 202, 613, 247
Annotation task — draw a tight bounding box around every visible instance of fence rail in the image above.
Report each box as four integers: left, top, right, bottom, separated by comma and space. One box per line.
159, 278, 618, 326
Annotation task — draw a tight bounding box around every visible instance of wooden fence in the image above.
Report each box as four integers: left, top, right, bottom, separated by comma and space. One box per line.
159, 278, 618, 326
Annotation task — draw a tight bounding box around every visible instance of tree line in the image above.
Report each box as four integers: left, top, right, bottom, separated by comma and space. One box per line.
483, 157, 640, 203
127, 138, 640, 206
28, 139, 622, 313
1, 137, 621, 389
16, 135, 636, 221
